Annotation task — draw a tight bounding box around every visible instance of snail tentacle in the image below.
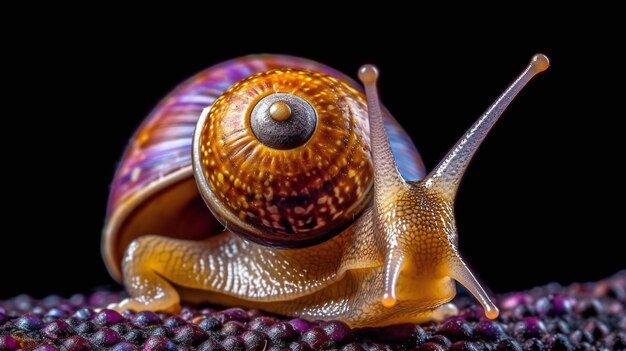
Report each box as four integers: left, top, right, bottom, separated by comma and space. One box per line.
359, 65, 410, 308
358, 65, 406, 197
424, 54, 550, 202
448, 255, 499, 319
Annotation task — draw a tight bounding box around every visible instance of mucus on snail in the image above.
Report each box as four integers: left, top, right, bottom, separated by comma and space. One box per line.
102, 54, 549, 327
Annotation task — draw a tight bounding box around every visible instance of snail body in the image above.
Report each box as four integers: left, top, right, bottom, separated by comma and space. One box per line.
103, 54, 549, 327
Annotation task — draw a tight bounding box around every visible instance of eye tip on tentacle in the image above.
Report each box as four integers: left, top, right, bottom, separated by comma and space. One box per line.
531, 53, 550, 73
380, 251, 405, 309
358, 64, 379, 85
485, 306, 500, 320
381, 293, 397, 308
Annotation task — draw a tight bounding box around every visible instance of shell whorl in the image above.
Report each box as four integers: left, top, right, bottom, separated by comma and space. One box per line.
194, 69, 374, 247
103, 55, 426, 281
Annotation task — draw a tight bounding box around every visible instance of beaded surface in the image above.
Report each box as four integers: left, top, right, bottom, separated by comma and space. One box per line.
2, 271, 624, 350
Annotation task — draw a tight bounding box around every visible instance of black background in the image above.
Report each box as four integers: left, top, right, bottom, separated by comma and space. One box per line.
2, 19, 623, 300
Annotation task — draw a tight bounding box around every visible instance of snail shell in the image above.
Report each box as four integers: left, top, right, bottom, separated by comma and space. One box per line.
103, 55, 425, 281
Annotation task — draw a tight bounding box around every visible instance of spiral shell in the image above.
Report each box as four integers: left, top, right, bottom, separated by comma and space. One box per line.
194, 69, 374, 246
103, 55, 426, 280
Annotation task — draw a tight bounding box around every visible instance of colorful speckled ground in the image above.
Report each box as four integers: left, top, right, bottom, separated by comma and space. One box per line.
1, 271, 625, 351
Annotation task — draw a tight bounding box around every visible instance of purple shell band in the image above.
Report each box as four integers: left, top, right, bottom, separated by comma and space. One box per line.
107, 55, 426, 217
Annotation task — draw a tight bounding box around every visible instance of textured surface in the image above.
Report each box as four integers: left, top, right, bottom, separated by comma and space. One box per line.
2, 271, 625, 350
114, 206, 458, 326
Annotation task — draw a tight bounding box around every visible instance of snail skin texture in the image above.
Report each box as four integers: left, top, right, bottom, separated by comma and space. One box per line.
103, 54, 549, 327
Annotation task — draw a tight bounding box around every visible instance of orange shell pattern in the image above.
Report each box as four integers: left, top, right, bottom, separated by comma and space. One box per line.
197, 69, 373, 245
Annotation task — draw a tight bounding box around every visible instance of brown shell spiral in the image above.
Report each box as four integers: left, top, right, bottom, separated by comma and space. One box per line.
193, 69, 374, 247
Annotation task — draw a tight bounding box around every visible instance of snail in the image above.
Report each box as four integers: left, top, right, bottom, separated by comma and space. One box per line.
102, 54, 549, 327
